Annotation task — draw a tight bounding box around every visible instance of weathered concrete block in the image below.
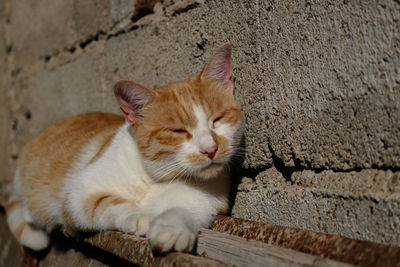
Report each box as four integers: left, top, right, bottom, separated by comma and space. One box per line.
0, 0, 9, 89
0, 80, 12, 184
9, 43, 108, 163
74, 0, 113, 42
0, 0, 7, 59
75, 0, 137, 40
109, 0, 136, 27
0, 0, 12, 184
29, 43, 107, 134
9, 0, 136, 70
232, 168, 400, 246
10, 0, 77, 67
244, 0, 400, 170
105, 0, 258, 87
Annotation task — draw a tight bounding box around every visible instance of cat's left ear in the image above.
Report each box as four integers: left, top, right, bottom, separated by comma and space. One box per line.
200, 44, 234, 94
113, 80, 155, 125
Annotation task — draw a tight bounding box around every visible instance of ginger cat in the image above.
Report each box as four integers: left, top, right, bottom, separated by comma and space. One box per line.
6, 44, 243, 253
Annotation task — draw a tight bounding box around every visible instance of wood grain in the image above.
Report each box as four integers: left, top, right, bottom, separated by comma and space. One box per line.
197, 229, 353, 267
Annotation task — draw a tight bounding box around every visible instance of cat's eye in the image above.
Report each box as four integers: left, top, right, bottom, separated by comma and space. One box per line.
214, 116, 223, 123
172, 128, 187, 133
213, 116, 223, 126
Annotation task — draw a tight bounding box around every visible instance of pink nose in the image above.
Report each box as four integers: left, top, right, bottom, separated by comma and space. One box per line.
201, 145, 218, 160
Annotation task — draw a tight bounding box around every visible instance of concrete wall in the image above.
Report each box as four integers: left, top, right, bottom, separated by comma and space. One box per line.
1, 0, 399, 248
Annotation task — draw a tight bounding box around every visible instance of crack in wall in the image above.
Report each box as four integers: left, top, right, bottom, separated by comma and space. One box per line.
6, 0, 204, 80
132, 0, 160, 22
263, 141, 400, 183
2, 0, 207, 177
239, 142, 400, 185
166, 2, 200, 16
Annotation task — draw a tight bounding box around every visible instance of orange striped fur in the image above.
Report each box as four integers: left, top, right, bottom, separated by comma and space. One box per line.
84, 192, 128, 221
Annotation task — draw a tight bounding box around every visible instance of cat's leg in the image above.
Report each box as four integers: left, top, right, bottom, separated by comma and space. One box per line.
142, 183, 220, 253
6, 171, 50, 251
65, 191, 153, 236
6, 195, 50, 251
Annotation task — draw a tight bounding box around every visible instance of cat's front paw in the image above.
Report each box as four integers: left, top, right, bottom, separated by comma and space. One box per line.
146, 210, 196, 253
120, 215, 152, 237
147, 223, 196, 253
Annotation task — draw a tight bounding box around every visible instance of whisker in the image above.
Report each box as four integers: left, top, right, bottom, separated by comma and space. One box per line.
153, 159, 188, 182
149, 161, 184, 182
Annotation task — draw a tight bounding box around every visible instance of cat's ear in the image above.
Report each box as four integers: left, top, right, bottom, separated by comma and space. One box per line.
200, 44, 234, 94
113, 80, 155, 124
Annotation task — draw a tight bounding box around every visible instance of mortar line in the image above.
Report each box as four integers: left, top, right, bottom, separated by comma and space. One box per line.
9, 1, 204, 79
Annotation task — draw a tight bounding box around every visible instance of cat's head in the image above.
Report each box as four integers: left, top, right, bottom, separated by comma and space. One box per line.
113, 44, 243, 181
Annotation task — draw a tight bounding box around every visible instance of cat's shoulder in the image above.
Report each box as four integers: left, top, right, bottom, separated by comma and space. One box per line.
21, 112, 125, 161
57, 112, 125, 127
36, 112, 124, 137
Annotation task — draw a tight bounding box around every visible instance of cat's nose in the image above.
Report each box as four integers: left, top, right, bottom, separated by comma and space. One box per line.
201, 145, 218, 160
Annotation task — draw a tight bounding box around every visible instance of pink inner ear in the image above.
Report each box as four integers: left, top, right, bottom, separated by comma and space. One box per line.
201, 44, 234, 94
113, 80, 154, 125
117, 97, 138, 124
224, 74, 234, 94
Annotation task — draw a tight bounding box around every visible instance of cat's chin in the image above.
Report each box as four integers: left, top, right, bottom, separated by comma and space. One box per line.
193, 162, 225, 180
200, 162, 222, 172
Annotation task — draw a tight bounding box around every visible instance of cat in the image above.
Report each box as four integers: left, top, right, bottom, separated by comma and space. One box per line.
5, 44, 243, 253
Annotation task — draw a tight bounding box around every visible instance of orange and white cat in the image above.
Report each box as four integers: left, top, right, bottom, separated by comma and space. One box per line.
5, 44, 243, 253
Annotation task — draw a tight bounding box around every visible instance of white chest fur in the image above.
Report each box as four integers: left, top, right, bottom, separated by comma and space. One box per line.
63, 123, 230, 230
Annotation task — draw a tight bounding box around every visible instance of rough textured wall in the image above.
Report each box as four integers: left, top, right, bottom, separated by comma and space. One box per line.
0, 0, 399, 247
252, 0, 400, 171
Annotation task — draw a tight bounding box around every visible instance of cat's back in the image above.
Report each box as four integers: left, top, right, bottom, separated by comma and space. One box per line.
18, 112, 125, 198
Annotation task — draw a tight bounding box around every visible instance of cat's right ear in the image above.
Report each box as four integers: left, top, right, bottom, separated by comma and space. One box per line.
113, 80, 155, 125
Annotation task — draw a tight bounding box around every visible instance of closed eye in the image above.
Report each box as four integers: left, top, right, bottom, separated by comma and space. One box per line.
213, 116, 223, 124
172, 128, 187, 133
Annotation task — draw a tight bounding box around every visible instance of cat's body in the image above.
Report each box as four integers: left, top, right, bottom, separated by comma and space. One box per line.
6, 44, 243, 253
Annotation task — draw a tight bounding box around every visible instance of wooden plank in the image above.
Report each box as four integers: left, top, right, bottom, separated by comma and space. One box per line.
197, 229, 354, 267
1, 187, 399, 267
212, 215, 400, 267
79, 230, 226, 267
